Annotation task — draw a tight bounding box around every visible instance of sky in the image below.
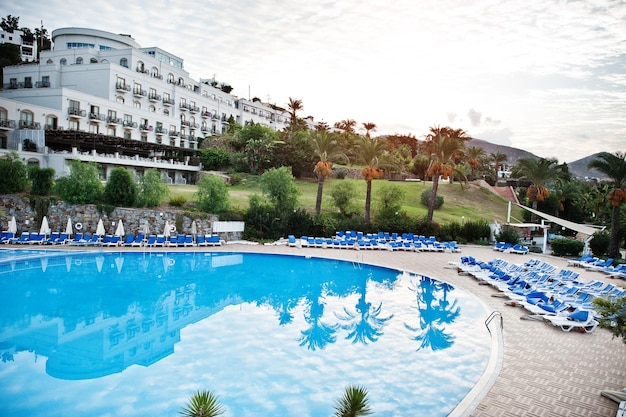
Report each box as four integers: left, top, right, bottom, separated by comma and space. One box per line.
5, 0, 626, 163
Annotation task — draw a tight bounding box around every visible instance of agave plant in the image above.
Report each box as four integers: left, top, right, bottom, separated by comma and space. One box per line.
179, 390, 225, 417
333, 384, 373, 417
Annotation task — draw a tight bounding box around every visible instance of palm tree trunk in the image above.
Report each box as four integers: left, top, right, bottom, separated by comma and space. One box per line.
365, 180, 372, 222
609, 205, 621, 259
531, 200, 538, 223
427, 176, 439, 221
315, 179, 325, 214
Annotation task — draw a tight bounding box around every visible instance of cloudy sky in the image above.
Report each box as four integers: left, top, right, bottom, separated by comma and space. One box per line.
6, 0, 625, 162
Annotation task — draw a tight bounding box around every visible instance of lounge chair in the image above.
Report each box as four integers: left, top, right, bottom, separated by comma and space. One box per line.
104, 235, 121, 246
205, 235, 222, 246
123, 235, 135, 246
542, 309, 599, 333
131, 233, 146, 247
145, 235, 157, 247
287, 235, 297, 247
14, 232, 30, 244
0, 231, 14, 243
508, 244, 529, 255
196, 234, 207, 246
44, 232, 60, 245
183, 235, 195, 247
154, 235, 167, 247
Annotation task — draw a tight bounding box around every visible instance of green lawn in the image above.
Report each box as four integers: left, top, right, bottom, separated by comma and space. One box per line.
169, 177, 522, 224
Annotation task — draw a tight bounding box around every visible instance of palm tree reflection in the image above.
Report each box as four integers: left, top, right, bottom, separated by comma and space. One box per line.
298, 288, 339, 351
405, 276, 460, 351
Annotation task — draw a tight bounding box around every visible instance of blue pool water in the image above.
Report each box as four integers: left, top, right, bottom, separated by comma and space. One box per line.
0, 250, 492, 416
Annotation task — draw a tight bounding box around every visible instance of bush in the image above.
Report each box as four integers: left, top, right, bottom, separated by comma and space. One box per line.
54, 160, 102, 204
589, 232, 610, 258
461, 219, 491, 243
259, 167, 299, 212
0, 152, 28, 194
330, 181, 358, 217
28, 166, 55, 196
104, 167, 137, 207
201, 148, 231, 170
137, 169, 169, 207
550, 237, 584, 257
376, 184, 406, 219
495, 226, 521, 244
334, 168, 348, 179
169, 195, 187, 207
420, 189, 444, 209
196, 174, 230, 213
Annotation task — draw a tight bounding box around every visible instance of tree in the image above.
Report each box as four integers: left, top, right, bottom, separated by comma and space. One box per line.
466, 146, 486, 179
104, 167, 137, 207
28, 166, 55, 196
330, 181, 358, 217
179, 390, 225, 417
196, 174, 230, 214
311, 131, 348, 214
259, 166, 299, 213
333, 385, 373, 417
362, 122, 376, 138
0, 15, 19, 32
54, 160, 102, 204
334, 119, 357, 134
357, 136, 390, 222
490, 151, 508, 180
200, 148, 231, 170
588, 152, 626, 259
423, 126, 470, 221
377, 183, 406, 219
0, 152, 28, 193
592, 296, 626, 344
287, 97, 303, 128
513, 157, 566, 222
137, 169, 169, 207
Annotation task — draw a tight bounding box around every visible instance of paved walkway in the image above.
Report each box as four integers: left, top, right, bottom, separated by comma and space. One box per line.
11, 243, 626, 416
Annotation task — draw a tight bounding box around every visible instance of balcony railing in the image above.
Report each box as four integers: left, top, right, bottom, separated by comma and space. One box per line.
139, 124, 152, 132
179, 103, 190, 111
123, 121, 138, 128
151, 73, 163, 80
89, 113, 106, 121
68, 108, 86, 117
201, 125, 210, 132
133, 88, 147, 97
107, 117, 122, 125
136, 67, 150, 74
116, 82, 131, 92
162, 98, 175, 106
201, 111, 210, 119
168, 130, 180, 137
148, 93, 161, 102
35, 81, 50, 88
0, 119, 17, 129
155, 126, 166, 134
18, 121, 41, 129
189, 106, 200, 113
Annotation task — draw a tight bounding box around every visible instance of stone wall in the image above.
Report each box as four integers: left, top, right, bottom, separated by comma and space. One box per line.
0, 195, 241, 239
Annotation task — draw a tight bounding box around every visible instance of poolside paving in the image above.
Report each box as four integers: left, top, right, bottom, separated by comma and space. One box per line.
12, 242, 626, 416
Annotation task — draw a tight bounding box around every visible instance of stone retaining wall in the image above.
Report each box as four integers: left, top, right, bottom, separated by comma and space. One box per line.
0, 195, 241, 239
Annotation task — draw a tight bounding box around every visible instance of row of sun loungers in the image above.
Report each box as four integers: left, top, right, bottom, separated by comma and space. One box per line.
567, 254, 626, 279
452, 256, 626, 333
288, 231, 462, 252
493, 241, 530, 255
1, 231, 223, 247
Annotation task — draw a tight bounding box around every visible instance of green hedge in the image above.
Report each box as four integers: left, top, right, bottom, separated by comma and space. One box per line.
550, 237, 584, 257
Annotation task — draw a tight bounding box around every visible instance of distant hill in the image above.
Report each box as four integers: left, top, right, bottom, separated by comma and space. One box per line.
566, 153, 605, 179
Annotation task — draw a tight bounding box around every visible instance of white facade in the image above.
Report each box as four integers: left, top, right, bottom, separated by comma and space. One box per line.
0, 27, 290, 184
0, 29, 37, 62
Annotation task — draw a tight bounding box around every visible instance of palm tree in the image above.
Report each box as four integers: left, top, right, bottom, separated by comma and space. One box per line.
514, 157, 566, 222
357, 136, 390, 222
466, 146, 485, 179
423, 126, 470, 221
362, 122, 377, 138
333, 385, 373, 417
311, 131, 348, 214
587, 152, 626, 259
179, 390, 225, 417
334, 119, 357, 134
287, 97, 303, 127
490, 151, 508, 179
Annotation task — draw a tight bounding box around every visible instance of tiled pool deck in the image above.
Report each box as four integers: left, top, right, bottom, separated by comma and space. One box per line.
5, 243, 625, 416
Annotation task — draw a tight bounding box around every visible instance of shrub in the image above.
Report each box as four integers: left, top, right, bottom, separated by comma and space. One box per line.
28, 166, 55, 196
549, 237, 584, 257
0, 152, 28, 194
592, 296, 626, 344
334, 168, 348, 179
589, 232, 610, 258
54, 160, 102, 204
259, 167, 299, 212
461, 219, 491, 243
201, 148, 231, 170
169, 195, 187, 207
196, 174, 230, 213
495, 226, 521, 244
330, 181, 358, 217
104, 167, 137, 207
137, 169, 169, 207
376, 184, 406, 219
420, 189, 444, 209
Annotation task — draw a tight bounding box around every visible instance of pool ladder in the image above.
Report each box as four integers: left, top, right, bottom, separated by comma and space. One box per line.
485, 311, 503, 330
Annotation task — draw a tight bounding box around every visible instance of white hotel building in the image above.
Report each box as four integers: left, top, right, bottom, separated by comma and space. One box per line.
0, 27, 290, 184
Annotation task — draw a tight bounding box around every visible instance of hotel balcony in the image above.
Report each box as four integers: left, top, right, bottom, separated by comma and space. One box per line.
0, 119, 17, 130
123, 121, 138, 128
154, 126, 166, 135
148, 93, 161, 102
107, 117, 122, 125
35, 81, 50, 88
89, 113, 106, 122
201, 111, 210, 119
139, 124, 152, 132
116, 82, 131, 92
168, 130, 180, 137
133, 88, 147, 98
162, 98, 175, 107
201, 125, 210, 133
179, 103, 189, 112
189, 106, 200, 114
18, 121, 41, 129
68, 108, 86, 118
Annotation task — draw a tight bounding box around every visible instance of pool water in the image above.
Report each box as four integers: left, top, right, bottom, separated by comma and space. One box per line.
0, 250, 492, 416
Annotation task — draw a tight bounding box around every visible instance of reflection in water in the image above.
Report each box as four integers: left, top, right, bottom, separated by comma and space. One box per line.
405, 276, 461, 351
0, 250, 489, 417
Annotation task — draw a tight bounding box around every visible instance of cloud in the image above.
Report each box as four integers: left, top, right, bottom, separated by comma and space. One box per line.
467, 109, 482, 127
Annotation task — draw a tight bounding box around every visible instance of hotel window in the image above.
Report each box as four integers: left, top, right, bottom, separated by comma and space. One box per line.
149, 105, 156, 113
124, 114, 132, 123
90, 58, 98, 63
90, 105, 99, 116
180, 97, 186, 107
0, 108, 7, 122
107, 127, 116, 136
163, 92, 171, 102
167, 73, 174, 83
69, 99, 80, 112
68, 120, 79, 130
60, 58, 67, 65
41, 75, 50, 86
141, 134, 147, 142
20, 111, 34, 128
117, 96, 125, 104
89, 124, 99, 134
76, 57, 83, 65
108, 110, 117, 119
120, 58, 128, 68
163, 109, 169, 116
134, 101, 141, 109
46, 115, 57, 129
124, 130, 131, 139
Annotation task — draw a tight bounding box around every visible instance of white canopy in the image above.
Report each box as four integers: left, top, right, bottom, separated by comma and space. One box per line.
516, 204, 601, 237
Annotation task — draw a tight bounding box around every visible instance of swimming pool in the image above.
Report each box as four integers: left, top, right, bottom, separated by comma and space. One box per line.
0, 249, 494, 416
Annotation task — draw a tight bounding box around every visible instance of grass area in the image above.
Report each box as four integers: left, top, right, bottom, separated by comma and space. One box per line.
169, 177, 523, 224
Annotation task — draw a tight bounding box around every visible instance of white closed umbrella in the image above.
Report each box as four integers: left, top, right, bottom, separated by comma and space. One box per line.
65, 217, 73, 237
39, 216, 51, 236
115, 219, 125, 237
96, 219, 106, 236
190, 220, 197, 237
142, 221, 150, 236
164, 220, 171, 238
8, 216, 17, 234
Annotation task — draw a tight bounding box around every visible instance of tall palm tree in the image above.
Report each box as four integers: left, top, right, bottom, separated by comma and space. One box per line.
333, 385, 373, 417
311, 131, 348, 214
287, 97, 303, 127
422, 126, 470, 221
514, 157, 566, 222
334, 119, 357, 134
357, 136, 390, 222
466, 146, 485, 179
179, 390, 225, 417
362, 122, 377, 138
587, 152, 626, 259
490, 151, 508, 179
